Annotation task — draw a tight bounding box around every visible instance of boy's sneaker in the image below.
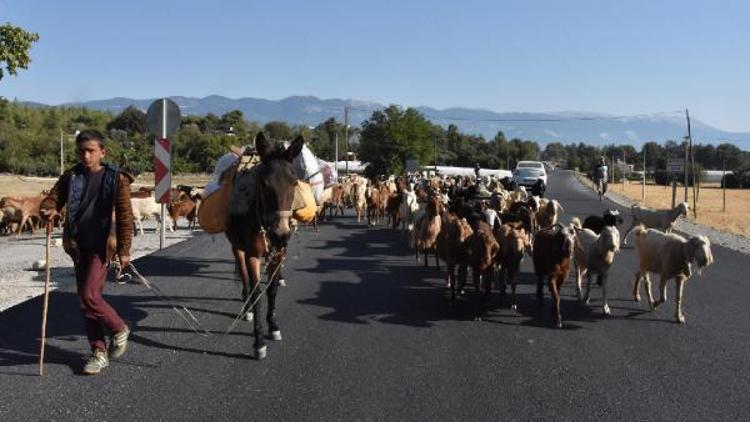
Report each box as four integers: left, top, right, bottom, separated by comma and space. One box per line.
82, 350, 109, 375
110, 327, 130, 359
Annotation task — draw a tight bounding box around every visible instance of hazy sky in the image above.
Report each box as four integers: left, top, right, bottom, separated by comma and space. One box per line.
2, 0, 748, 131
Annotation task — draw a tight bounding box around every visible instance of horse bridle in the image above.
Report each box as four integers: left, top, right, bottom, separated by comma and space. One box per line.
253, 162, 294, 242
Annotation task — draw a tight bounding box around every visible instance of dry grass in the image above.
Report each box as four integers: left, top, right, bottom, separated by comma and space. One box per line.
606, 179, 750, 237
0, 173, 213, 198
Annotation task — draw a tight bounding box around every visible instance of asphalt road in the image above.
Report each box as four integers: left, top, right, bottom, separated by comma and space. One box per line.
1, 170, 749, 421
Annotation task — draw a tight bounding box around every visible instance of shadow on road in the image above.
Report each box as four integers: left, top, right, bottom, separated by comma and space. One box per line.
299, 219, 611, 330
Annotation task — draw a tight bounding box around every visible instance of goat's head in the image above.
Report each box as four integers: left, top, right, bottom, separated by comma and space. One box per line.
677, 202, 690, 217
528, 195, 542, 211
684, 235, 714, 275
603, 209, 624, 226
597, 226, 621, 263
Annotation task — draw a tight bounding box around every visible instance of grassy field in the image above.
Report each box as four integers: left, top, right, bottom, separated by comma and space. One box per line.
0, 173, 213, 198
600, 178, 750, 237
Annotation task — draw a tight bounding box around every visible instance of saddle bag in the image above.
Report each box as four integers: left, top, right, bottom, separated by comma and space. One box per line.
292, 181, 317, 223
198, 165, 237, 234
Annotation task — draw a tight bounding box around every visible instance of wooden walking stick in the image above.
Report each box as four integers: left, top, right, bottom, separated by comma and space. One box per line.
39, 220, 53, 376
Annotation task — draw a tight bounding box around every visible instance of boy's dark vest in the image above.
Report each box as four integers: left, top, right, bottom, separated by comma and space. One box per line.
66, 163, 119, 240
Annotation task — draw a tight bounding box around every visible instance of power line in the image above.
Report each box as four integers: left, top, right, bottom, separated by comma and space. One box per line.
422, 110, 684, 123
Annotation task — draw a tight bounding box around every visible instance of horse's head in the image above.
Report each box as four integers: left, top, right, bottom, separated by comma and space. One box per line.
255, 133, 304, 244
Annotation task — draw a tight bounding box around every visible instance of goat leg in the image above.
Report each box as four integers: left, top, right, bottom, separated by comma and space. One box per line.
575, 265, 583, 302
643, 273, 656, 310
549, 275, 562, 328
601, 273, 610, 315
632, 271, 642, 302
653, 275, 668, 308
675, 276, 686, 324
536, 275, 544, 303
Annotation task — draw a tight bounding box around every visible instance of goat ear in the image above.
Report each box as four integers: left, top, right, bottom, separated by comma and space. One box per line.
285, 134, 305, 162
255, 132, 270, 159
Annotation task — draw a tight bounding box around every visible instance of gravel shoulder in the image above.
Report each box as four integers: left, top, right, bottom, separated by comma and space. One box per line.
572, 171, 750, 254
0, 219, 198, 312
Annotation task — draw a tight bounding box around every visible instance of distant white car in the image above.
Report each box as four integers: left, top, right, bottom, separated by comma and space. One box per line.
512, 161, 547, 187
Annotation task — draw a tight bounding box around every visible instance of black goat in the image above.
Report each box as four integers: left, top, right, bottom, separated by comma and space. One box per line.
582, 209, 624, 234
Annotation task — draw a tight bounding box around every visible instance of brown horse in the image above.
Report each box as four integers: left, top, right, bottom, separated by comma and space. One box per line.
225, 132, 304, 359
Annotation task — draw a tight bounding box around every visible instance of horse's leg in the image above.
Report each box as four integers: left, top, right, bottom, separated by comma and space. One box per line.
266, 266, 282, 340
247, 255, 266, 359
233, 248, 252, 321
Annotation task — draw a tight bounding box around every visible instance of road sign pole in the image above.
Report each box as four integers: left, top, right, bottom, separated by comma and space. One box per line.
160, 99, 167, 250
147, 97, 181, 250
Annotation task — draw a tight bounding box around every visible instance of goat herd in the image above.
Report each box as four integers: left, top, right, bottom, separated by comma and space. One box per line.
0, 184, 201, 238
317, 173, 715, 328
1, 172, 716, 329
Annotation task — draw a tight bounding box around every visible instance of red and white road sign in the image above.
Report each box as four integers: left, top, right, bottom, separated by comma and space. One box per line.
154, 138, 171, 203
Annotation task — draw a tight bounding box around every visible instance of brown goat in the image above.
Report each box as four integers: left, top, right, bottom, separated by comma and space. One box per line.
414, 194, 442, 268
168, 197, 198, 230
1, 195, 43, 236
437, 212, 473, 302
466, 221, 500, 320
365, 185, 382, 226
495, 223, 532, 311
533, 224, 576, 328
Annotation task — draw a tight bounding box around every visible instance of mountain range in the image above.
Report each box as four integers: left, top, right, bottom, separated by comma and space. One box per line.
22, 95, 750, 146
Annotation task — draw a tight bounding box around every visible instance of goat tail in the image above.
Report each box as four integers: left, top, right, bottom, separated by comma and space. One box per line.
570, 217, 582, 231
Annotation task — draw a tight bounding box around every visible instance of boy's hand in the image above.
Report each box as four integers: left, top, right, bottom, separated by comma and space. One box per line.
119, 255, 131, 270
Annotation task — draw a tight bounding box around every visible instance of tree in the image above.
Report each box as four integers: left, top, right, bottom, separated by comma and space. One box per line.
358, 105, 436, 177
264, 120, 293, 141
542, 142, 566, 163
0, 23, 40, 82
107, 106, 146, 134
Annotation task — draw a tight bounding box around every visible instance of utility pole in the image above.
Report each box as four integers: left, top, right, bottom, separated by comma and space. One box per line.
687, 109, 697, 218
642, 147, 646, 200
59, 129, 64, 176
334, 132, 339, 182
683, 136, 689, 204
722, 158, 727, 212
433, 134, 437, 172
344, 106, 349, 176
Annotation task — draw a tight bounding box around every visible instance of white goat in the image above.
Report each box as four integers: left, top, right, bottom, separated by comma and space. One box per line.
131, 196, 174, 235
631, 226, 714, 323
571, 217, 621, 315
511, 185, 528, 202
399, 190, 420, 240
622, 202, 689, 244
